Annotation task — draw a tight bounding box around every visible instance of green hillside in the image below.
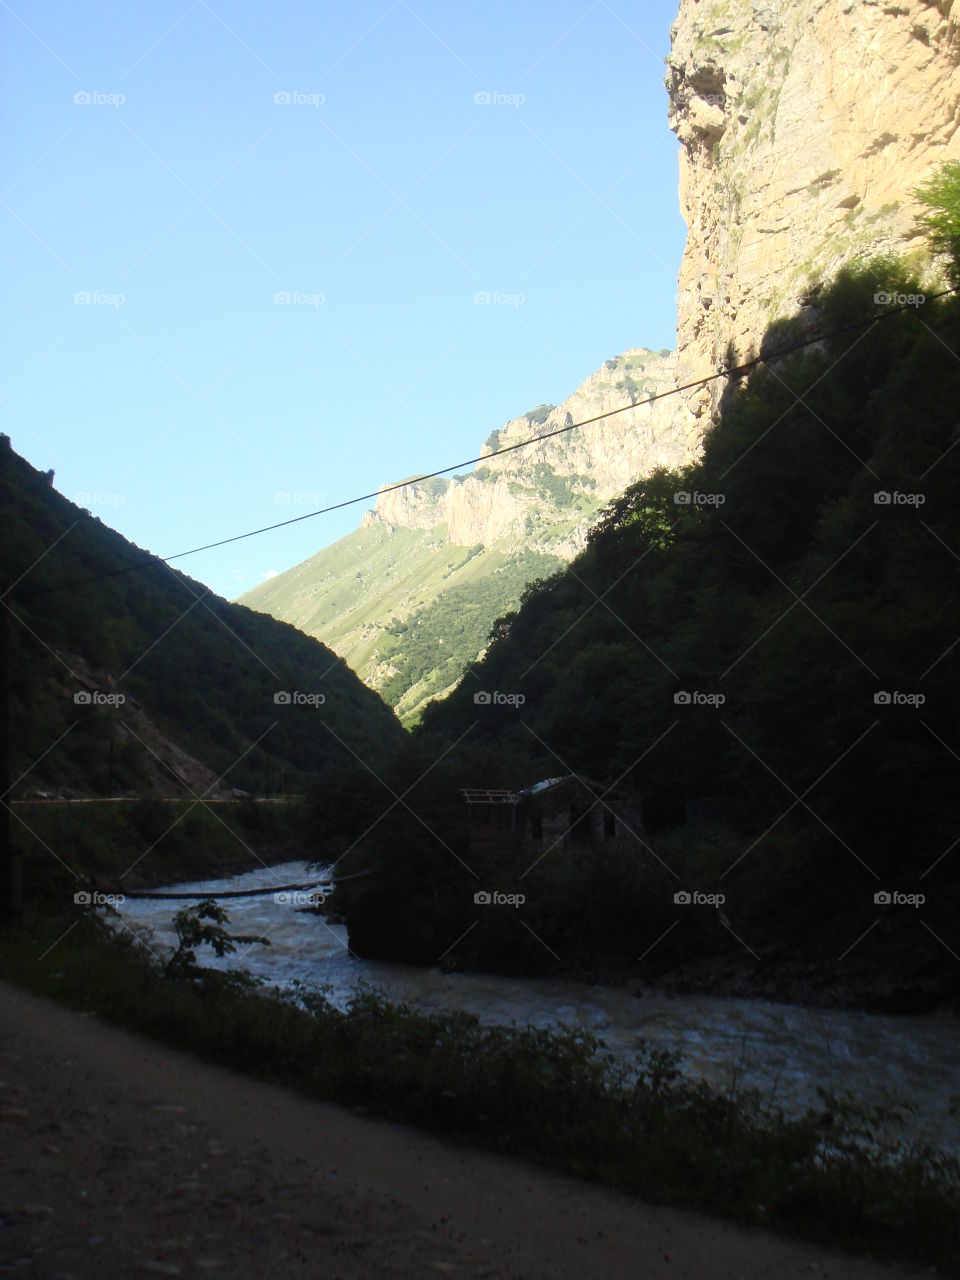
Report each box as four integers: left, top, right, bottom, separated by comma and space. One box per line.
333, 256, 960, 1008
0, 441, 403, 800
241, 522, 563, 723
239, 344, 689, 724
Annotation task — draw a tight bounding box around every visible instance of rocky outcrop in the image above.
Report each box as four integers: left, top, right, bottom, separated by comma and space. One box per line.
667, 0, 960, 429
363, 348, 696, 555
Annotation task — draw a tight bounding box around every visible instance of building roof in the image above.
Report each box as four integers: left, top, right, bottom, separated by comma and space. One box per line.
460, 788, 517, 804
461, 776, 574, 805
514, 775, 572, 798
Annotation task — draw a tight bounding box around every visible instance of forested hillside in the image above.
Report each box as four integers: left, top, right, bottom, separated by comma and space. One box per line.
336, 258, 960, 1008
0, 443, 403, 799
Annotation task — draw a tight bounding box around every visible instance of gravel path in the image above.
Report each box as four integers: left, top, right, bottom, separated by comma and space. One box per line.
0, 982, 919, 1279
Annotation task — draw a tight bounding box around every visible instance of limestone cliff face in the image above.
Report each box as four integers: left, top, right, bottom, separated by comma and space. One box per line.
362, 349, 696, 556
667, 0, 960, 429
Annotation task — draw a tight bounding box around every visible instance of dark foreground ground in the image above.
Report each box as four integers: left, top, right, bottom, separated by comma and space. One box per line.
0, 983, 924, 1280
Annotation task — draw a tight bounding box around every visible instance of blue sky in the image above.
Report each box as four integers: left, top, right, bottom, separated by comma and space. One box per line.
2, 0, 686, 599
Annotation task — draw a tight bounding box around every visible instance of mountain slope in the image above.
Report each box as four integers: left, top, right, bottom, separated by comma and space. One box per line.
338, 261, 960, 1007
0, 439, 403, 799
241, 347, 696, 723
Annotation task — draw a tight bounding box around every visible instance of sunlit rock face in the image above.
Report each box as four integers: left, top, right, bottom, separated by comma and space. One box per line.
365, 347, 696, 555
667, 0, 960, 432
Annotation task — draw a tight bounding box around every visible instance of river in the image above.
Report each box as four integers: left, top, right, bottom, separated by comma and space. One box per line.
117, 859, 960, 1152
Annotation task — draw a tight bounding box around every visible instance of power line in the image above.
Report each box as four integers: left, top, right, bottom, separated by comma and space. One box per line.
11, 285, 958, 603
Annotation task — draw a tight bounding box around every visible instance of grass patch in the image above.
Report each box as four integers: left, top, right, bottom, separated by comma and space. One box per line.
0, 905, 957, 1276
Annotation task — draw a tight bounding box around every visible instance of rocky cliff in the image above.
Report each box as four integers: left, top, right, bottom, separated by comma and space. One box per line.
362, 347, 695, 556
667, 0, 960, 429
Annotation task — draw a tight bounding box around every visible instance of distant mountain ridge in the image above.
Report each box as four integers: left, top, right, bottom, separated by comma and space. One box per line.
240, 347, 697, 723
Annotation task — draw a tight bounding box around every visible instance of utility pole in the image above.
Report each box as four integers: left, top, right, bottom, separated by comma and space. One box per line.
0, 588, 21, 921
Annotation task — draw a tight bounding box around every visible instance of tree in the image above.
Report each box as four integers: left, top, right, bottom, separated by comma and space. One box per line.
165, 898, 269, 978
916, 161, 960, 284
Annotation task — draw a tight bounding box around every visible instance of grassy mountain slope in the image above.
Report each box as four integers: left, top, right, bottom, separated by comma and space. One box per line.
0, 441, 403, 800
243, 522, 563, 722
241, 347, 692, 723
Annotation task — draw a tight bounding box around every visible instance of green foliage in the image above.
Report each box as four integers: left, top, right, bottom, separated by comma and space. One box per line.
165, 897, 270, 977
13, 797, 312, 896
615, 373, 641, 403
532, 462, 578, 508
915, 160, 960, 284
524, 403, 555, 426
355, 256, 960, 1000
242, 519, 568, 725
376, 550, 563, 715
1, 917, 957, 1274
0, 446, 403, 795
587, 465, 683, 549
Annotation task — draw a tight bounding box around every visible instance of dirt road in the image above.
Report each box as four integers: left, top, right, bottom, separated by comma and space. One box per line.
0, 982, 918, 1279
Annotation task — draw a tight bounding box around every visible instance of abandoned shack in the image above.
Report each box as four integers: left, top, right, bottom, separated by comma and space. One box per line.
462, 774, 643, 860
